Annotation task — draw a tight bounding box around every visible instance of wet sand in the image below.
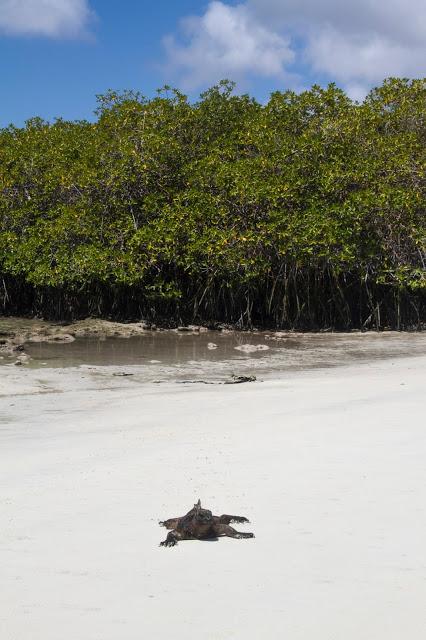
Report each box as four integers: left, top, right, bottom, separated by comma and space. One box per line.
1, 314, 426, 385
1, 349, 426, 639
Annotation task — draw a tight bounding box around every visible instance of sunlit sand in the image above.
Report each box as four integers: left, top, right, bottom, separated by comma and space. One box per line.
1, 348, 425, 639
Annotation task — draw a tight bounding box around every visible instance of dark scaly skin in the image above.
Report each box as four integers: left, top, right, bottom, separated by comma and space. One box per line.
159, 500, 254, 547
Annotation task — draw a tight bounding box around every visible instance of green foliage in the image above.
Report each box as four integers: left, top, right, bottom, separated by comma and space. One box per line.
0, 78, 424, 328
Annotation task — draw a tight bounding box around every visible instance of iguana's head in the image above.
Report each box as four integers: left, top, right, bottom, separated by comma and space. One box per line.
193, 499, 213, 523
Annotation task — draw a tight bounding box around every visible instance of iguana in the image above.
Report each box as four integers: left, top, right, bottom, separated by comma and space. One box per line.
159, 500, 254, 547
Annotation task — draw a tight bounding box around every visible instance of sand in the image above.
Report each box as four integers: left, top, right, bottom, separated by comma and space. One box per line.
1, 355, 426, 639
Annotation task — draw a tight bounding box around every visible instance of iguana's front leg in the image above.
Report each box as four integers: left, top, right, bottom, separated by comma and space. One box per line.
159, 517, 180, 530
217, 514, 250, 525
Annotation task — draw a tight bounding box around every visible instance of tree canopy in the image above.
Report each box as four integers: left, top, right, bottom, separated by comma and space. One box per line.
0, 78, 424, 328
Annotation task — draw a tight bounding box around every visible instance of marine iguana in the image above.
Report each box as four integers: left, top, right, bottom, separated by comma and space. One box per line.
159, 500, 254, 547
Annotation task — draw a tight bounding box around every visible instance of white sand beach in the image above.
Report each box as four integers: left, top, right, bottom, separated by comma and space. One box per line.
1, 354, 426, 639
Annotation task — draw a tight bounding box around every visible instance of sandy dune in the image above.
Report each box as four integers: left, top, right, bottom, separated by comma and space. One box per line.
1, 356, 426, 639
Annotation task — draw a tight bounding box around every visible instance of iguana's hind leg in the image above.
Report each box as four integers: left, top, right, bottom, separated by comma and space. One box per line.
215, 524, 254, 539
160, 530, 194, 547
217, 514, 250, 525
159, 517, 180, 529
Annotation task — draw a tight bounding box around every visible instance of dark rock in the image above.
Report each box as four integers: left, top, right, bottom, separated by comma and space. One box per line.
225, 375, 256, 384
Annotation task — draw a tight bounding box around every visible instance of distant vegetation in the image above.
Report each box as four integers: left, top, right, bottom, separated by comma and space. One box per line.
0, 79, 424, 329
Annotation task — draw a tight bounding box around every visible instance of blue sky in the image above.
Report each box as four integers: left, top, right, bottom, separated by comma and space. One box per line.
1, 0, 425, 127
1, 1, 202, 126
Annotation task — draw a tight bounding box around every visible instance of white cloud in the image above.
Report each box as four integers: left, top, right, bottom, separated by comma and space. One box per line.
248, 0, 426, 93
305, 26, 425, 85
0, 0, 93, 38
163, 1, 296, 90
164, 0, 426, 96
